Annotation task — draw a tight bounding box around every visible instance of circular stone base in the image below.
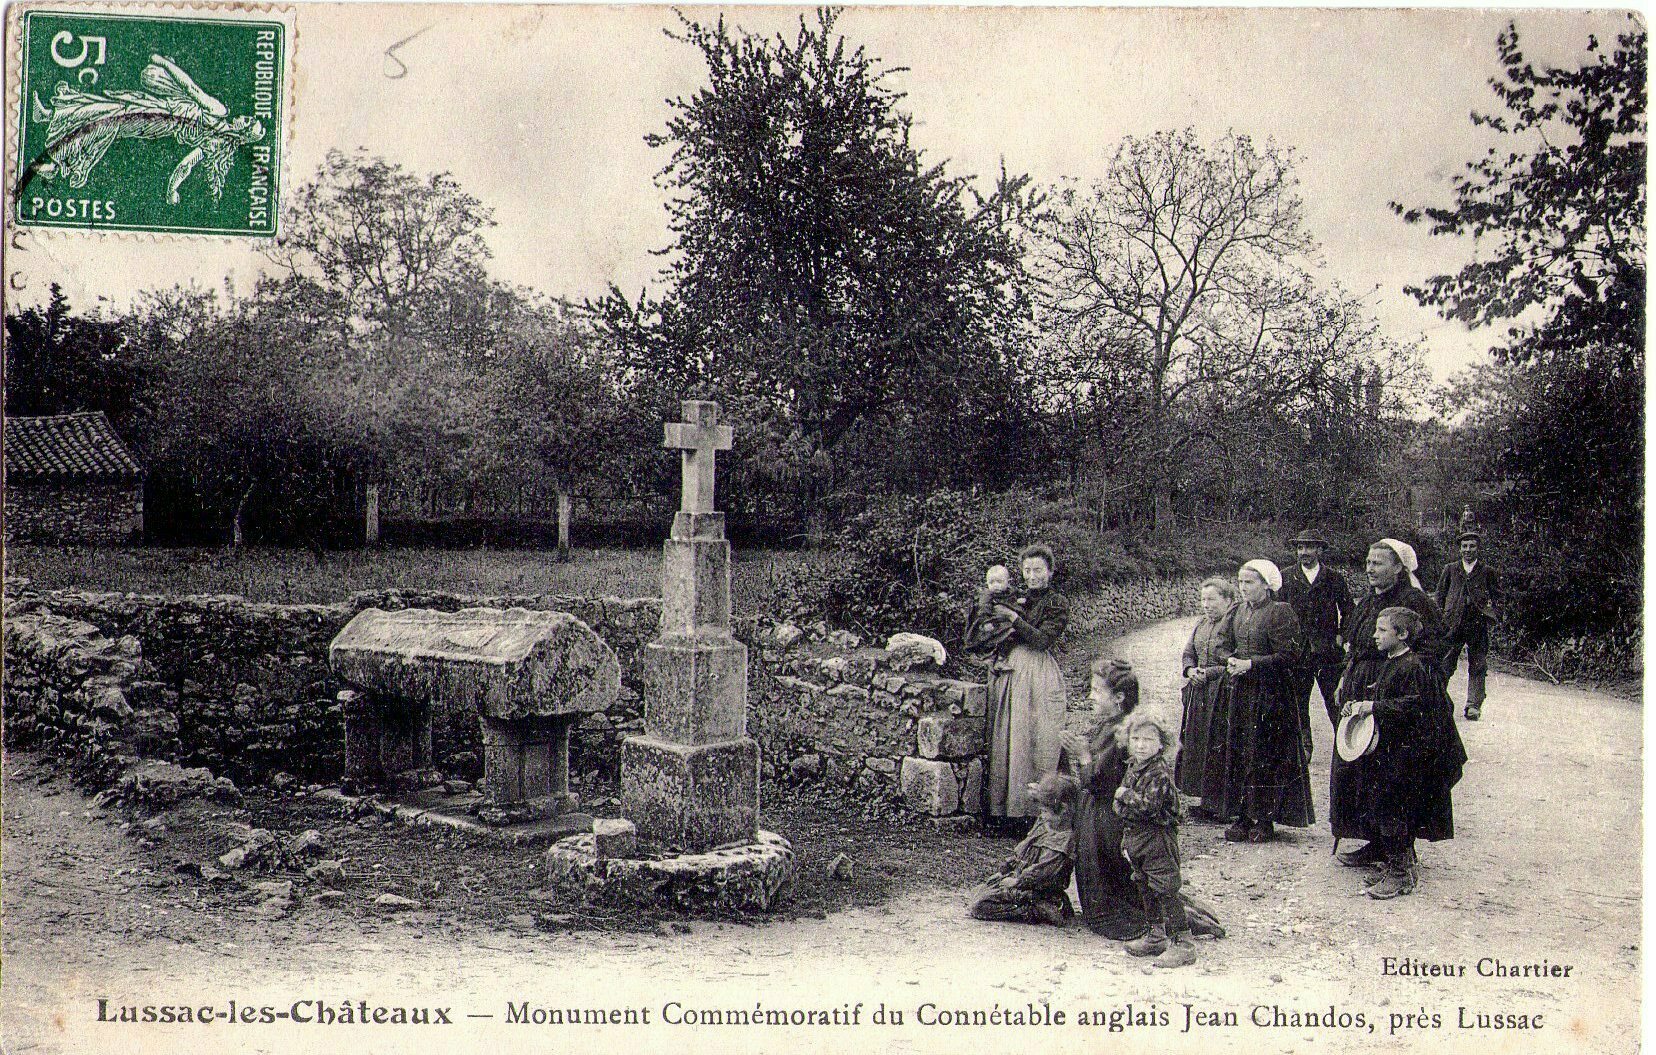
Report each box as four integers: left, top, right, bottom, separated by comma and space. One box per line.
545, 830, 795, 913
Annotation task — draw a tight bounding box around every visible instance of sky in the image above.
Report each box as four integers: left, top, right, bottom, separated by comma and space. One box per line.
7, 4, 1633, 384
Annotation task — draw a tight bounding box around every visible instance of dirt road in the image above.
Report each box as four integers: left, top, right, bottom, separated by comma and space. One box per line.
3, 617, 1640, 1055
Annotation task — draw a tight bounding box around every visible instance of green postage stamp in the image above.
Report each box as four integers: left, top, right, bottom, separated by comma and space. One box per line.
11, 7, 289, 236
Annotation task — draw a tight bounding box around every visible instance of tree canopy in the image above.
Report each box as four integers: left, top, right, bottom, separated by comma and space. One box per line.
1401, 16, 1645, 642
592, 10, 1039, 524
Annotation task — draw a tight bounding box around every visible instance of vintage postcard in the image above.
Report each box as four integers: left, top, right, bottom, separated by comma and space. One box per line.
1, 3, 1643, 1055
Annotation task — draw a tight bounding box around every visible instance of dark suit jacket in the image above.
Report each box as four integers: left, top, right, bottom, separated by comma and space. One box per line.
1277, 563, 1353, 668
1434, 561, 1498, 630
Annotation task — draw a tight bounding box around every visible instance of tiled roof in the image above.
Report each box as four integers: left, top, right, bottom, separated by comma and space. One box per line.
5, 412, 143, 481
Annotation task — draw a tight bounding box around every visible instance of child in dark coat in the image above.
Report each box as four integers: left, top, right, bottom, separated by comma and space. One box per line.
965, 564, 1025, 653
968, 773, 1078, 925
1115, 709, 1195, 968
1338, 606, 1467, 899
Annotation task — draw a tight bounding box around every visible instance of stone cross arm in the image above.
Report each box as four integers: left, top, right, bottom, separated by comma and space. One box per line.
664, 400, 733, 515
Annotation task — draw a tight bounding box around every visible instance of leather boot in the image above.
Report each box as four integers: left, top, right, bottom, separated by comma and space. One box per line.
1126, 924, 1168, 957
1464, 671, 1486, 720
1337, 840, 1387, 868
1153, 931, 1196, 968
1367, 845, 1416, 900
1035, 893, 1075, 926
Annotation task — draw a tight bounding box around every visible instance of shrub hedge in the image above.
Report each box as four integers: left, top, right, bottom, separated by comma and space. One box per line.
785, 487, 1442, 643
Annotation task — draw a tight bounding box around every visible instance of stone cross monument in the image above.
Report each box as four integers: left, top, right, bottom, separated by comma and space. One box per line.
620, 400, 759, 851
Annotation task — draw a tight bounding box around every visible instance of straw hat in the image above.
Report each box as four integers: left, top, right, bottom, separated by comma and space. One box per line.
1336, 712, 1379, 762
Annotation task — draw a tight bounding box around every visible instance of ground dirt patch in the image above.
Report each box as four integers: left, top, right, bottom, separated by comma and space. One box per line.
9, 756, 1007, 936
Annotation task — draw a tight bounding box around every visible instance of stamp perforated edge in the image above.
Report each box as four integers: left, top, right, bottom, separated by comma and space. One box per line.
4, 0, 298, 243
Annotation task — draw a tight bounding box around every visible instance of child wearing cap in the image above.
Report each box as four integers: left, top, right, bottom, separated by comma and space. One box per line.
967, 772, 1078, 925
1337, 606, 1467, 899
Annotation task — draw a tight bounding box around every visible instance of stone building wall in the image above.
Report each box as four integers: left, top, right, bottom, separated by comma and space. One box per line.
5, 481, 143, 543
3, 575, 1203, 821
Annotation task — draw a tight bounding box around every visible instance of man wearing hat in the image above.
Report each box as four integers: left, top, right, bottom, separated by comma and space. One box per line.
1277, 529, 1354, 735
1434, 530, 1499, 721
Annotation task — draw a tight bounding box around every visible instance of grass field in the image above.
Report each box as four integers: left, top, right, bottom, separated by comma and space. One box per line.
5, 544, 822, 612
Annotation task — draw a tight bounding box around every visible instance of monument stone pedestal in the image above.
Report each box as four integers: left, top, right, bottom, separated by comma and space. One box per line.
548, 401, 793, 911
480, 716, 579, 814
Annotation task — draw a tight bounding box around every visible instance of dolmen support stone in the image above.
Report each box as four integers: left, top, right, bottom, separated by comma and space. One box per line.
329, 607, 619, 813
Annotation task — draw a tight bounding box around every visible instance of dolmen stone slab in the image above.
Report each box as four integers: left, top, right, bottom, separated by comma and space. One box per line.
546, 830, 794, 914
329, 607, 619, 814
330, 607, 619, 721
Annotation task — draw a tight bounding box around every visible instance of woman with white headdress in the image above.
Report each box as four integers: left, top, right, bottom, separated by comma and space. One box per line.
1210, 559, 1314, 843
1330, 539, 1450, 871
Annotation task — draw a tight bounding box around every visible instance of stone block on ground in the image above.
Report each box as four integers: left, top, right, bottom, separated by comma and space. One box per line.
899, 756, 960, 816
593, 818, 637, 860
619, 736, 758, 852
788, 753, 823, 781
285, 829, 327, 859
117, 761, 239, 808
306, 860, 346, 888
545, 830, 794, 914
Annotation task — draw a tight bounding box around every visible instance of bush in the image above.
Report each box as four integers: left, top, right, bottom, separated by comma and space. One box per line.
786, 488, 1444, 641
1503, 620, 1642, 683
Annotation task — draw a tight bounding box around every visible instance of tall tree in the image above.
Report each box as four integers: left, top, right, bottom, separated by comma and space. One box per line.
1032, 129, 1414, 524
1395, 17, 1645, 641
593, 10, 1037, 527
4, 284, 146, 427
263, 148, 498, 344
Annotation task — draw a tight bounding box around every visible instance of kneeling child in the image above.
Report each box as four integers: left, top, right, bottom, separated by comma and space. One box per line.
969, 773, 1078, 925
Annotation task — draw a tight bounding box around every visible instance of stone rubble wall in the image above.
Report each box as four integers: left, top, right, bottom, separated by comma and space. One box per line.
3, 575, 1203, 821
2, 586, 661, 787
4, 481, 143, 544
2, 605, 177, 785
1067, 574, 1204, 644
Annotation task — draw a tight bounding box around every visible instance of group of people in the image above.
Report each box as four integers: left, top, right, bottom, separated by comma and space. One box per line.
961, 531, 1493, 964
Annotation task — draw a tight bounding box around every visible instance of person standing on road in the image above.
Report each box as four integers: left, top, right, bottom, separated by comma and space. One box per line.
1331, 538, 1449, 866
1435, 529, 1499, 721
1334, 606, 1466, 899
1213, 559, 1313, 844
1277, 529, 1354, 739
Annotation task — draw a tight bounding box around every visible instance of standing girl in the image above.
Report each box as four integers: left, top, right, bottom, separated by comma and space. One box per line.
1176, 576, 1237, 810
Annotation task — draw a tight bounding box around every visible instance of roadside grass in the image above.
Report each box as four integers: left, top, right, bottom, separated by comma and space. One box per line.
5, 544, 822, 612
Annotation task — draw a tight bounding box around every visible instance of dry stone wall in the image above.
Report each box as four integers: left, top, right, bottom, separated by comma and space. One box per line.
4, 574, 1204, 822
4, 604, 178, 784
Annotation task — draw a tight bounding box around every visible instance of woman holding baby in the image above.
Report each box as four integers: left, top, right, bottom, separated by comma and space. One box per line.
966, 544, 1070, 828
